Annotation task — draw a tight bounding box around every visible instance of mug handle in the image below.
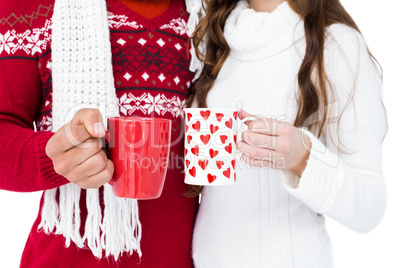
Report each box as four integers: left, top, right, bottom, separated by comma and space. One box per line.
103, 129, 114, 186
236, 114, 258, 139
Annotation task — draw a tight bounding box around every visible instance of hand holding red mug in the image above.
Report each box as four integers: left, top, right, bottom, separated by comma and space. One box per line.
45, 108, 114, 189
237, 109, 311, 179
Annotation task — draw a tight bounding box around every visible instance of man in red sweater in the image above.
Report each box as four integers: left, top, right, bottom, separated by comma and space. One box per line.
0, 0, 198, 267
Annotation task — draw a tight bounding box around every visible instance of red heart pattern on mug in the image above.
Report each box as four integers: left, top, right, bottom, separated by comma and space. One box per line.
185, 149, 188, 156
198, 159, 208, 170
208, 173, 217, 183
216, 161, 224, 169
192, 121, 201, 132
216, 113, 224, 122
233, 111, 238, 120
225, 118, 233, 129
223, 168, 231, 178
209, 149, 219, 158
185, 109, 238, 185
210, 124, 219, 134
220, 135, 228, 144
189, 166, 196, 177
200, 110, 211, 120
191, 145, 199, 156
200, 134, 211, 145
225, 143, 232, 154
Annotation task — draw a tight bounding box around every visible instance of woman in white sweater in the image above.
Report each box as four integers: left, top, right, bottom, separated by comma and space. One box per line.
185, 0, 387, 267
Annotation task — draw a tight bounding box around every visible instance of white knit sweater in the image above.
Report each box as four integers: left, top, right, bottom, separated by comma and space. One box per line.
189, 1, 387, 267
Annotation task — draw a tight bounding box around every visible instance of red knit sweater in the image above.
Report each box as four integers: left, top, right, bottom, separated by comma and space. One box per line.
0, 0, 197, 267
119, 0, 172, 19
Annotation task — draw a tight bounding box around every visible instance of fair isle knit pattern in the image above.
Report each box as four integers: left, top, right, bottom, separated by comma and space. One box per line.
0, 0, 196, 265
34, 3, 193, 134
0, 0, 195, 262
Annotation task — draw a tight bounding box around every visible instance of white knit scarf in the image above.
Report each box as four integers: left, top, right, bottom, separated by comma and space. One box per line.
37, 0, 142, 261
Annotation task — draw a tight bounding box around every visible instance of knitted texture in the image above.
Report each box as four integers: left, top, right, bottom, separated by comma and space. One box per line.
0, 0, 198, 266
191, 1, 387, 267
38, 0, 140, 261
51, 0, 120, 130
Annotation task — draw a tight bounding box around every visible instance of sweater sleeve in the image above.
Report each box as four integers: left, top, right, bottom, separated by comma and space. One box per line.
282, 25, 387, 233
0, 0, 68, 192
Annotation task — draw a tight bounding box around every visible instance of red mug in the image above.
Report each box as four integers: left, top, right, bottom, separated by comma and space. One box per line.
105, 116, 172, 199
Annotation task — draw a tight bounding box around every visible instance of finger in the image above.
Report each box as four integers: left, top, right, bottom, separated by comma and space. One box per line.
45, 124, 89, 157
248, 117, 285, 136
46, 109, 106, 156
50, 124, 95, 155
238, 109, 263, 126
241, 153, 274, 168
77, 160, 114, 189
51, 139, 103, 176
72, 150, 109, 181
238, 109, 254, 120
241, 130, 277, 150
65, 123, 95, 148
65, 138, 103, 165
239, 109, 277, 131
72, 108, 105, 138
236, 140, 274, 160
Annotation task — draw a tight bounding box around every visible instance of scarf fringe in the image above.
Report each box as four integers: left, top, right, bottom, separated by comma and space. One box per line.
84, 189, 103, 258
101, 185, 142, 261
38, 185, 142, 260
57, 184, 84, 248
46, 0, 142, 260
38, 189, 59, 233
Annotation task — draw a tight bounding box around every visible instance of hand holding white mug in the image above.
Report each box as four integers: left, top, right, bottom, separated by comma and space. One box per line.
237, 109, 311, 179
45, 108, 114, 189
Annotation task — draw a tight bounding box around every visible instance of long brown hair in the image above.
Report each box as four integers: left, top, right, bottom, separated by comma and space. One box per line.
185, 0, 376, 196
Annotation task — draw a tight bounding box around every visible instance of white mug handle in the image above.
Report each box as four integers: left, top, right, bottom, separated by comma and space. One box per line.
237, 114, 258, 128
236, 114, 258, 142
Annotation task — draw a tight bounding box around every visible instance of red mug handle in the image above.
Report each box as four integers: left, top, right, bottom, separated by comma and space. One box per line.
104, 130, 114, 186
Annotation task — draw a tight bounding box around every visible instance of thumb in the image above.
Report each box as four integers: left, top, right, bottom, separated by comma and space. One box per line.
74, 108, 106, 138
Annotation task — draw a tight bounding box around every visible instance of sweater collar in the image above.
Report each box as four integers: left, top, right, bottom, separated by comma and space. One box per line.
224, 0, 305, 61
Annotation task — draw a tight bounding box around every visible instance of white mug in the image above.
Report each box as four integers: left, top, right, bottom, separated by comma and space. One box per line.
183, 108, 251, 186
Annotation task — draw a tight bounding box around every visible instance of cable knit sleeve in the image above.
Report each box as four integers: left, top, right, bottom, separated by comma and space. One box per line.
0, 0, 68, 192
282, 24, 387, 233
185, 0, 205, 81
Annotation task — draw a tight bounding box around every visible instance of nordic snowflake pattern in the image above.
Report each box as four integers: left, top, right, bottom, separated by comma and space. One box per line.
0, 19, 51, 56
107, 12, 143, 29
160, 18, 188, 35
37, 114, 52, 131
0, 12, 143, 56
119, 92, 186, 118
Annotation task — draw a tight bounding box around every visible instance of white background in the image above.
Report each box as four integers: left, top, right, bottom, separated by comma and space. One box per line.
1, 0, 401, 267
328, 1, 402, 267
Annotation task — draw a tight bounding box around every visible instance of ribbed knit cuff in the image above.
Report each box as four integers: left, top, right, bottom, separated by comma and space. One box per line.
36, 131, 69, 190
282, 127, 345, 214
